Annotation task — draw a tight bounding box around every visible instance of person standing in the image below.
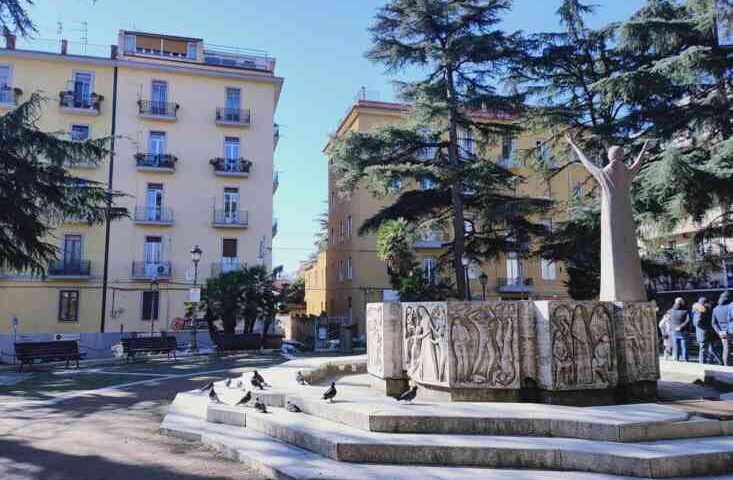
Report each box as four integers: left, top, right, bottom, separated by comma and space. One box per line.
658, 310, 673, 360
692, 297, 715, 364
713, 291, 732, 366
668, 297, 690, 362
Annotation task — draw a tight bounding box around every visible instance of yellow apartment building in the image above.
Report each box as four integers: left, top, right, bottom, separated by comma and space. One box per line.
0, 30, 283, 335
308, 97, 589, 334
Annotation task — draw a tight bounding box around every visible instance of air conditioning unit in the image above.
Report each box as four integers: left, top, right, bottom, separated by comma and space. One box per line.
54, 333, 81, 341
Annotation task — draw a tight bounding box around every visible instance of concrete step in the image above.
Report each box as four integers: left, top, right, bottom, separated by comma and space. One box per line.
205, 374, 730, 442
163, 411, 733, 480
239, 405, 733, 478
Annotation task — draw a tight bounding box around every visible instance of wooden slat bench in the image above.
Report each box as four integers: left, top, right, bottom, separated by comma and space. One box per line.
121, 336, 177, 362
14, 340, 85, 372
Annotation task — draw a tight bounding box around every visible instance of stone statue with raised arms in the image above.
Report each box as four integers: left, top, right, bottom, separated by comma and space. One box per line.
565, 135, 649, 302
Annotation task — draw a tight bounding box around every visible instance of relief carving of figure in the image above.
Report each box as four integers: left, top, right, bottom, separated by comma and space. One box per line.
495, 318, 516, 386
452, 318, 472, 383
552, 323, 574, 388
592, 334, 611, 384
571, 305, 593, 385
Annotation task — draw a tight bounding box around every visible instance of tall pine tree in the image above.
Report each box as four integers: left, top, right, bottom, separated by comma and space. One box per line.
330, 0, 550, 297
0, 94, 126, 274
511, 0, 732, 298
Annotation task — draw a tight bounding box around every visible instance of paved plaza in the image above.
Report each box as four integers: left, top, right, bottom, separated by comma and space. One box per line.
0, 354, 282, 480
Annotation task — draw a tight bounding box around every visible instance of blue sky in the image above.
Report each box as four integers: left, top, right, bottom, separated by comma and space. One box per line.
27, 0, 645, 275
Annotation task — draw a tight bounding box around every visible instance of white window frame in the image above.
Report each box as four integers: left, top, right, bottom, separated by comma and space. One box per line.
347, 216, 352, 238
541, 258, 557, 281
387, 178, 402, 193
423, 257, 437, 285
347, 257, 353, 280
0, 64, 13, 103
124, 34, 136, 53
70, 123, 91, 142
187, 41, 197, 59
60, 232, 85, 264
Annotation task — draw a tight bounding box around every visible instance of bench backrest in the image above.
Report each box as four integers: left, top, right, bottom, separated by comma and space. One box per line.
15, 340, 79, 357
121, 336, 177, 352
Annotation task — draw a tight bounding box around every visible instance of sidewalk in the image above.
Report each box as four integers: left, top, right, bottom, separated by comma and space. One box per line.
660, 357, 733, 386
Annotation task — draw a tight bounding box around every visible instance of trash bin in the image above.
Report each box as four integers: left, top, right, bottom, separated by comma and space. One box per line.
339, 323, 353, 354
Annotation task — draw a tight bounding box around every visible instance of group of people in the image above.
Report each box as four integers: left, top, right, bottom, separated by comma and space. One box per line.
658, 292, 733, 365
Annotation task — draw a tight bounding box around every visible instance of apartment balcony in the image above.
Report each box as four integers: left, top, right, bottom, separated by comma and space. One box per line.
131, 261, 172, 280
212, 209, 249, 228
215, 107, 251, 127
211, 261, 245, 277
272, 218, 279, 238
496, 277, 534, 294
138, 100, 179, 121
47, 260, 91, 278
274, 123, 280, 148
209, 157, 252, 177
135, 153, 177, 173
133, 206, 174, 225
0, 86, 21, 108
59, 91, 103, 115
273, 171, 279, 193
63, 158, 98, 169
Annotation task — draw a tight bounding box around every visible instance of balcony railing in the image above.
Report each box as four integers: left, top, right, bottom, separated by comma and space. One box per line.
59, 91, 103, 113
209, 157, 252, 176
274, 123, 280, 147
211, 261, 245, 277
135, 153, 177, 172
212, 209, 249, 228
272, 218, 279, 237
131, 261, 172, 279
273, 171, 279, 193
138, 100, 179, 119
133, 206, 174, 225
215, 107, 251, 126
496, 277, 534, 293
48, 260, 91, 277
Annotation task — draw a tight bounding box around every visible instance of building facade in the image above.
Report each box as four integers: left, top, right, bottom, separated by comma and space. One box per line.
307, 97, 589, 335
0, 31, 283, 335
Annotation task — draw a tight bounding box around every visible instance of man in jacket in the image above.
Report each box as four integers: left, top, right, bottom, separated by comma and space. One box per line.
692, 297, 715, 364
712, 291, 732, 366
668, 297, 690, 362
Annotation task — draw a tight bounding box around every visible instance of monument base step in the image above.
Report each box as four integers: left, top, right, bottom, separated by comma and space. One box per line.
161, 413, 733, 480
164, 411, 716, 480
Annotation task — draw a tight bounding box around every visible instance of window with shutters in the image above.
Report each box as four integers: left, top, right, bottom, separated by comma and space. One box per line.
142, 290, 160, 320
222, 238, 238, 258
58, 290, 79, 322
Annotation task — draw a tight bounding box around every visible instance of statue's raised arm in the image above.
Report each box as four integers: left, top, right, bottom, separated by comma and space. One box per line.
565, 134, 601, 181
629, 141, 649, 177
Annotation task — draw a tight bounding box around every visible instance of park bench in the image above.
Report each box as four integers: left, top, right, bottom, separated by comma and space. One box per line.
213, 333, 284, 355
14, 340, 85, 372
120, 336, 177, 362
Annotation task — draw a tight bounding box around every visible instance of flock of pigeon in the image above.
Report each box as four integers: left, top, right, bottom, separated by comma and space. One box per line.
199, 368, 418, 414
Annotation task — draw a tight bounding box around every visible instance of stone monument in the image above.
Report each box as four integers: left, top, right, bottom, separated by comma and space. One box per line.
365, 139, 659, 405
565, 135, 649, 302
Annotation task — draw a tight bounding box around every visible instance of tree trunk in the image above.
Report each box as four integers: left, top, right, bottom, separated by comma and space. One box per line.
446, 67, 467, 299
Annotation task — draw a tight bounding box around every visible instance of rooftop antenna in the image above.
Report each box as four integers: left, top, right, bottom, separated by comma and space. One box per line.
56, 22, 63, 50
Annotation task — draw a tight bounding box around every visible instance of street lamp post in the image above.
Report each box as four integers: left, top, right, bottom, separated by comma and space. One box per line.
479, 272, 488, 301
461, 255, 471, 301
149, 276, 159, 335
189, 245, 202, 352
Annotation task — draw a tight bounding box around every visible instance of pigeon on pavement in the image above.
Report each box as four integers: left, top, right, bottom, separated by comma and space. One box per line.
236, 380, 243, 389
322, 382, 337, 403
199, 381, 214, 392
254, 397, 268, 413
286, 401, 302, 413
209, 388, 221, 403
236, 391, 252, 406
251, 376, 264, 390
396, 385, 418, 403
225, 378, 232, 388
295, 371, 309, 385
253, 370, 270, 387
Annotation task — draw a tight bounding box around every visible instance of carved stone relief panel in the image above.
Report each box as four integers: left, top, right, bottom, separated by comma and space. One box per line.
367, 303, 384, 378
615, 302, 660, 383
402, 302, 450, 387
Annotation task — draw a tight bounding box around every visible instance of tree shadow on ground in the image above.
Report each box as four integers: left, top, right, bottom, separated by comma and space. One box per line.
0, 436, 246, 480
